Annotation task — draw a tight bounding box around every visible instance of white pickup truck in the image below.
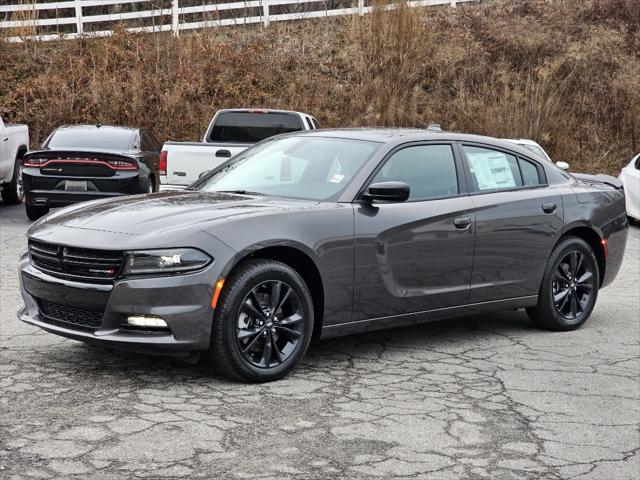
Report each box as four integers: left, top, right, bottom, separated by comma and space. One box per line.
160, 109, 320, 190
0, 115, 29, 205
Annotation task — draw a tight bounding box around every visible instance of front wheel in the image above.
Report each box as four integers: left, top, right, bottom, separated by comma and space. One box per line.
208, 259, 314, 382
527, 236, 599, 331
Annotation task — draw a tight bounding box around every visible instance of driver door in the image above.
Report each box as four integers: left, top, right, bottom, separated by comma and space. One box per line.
353, 143, 476, 322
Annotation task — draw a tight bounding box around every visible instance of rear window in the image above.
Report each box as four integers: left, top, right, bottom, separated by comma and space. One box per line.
46, 126, 135, 151
207, 112, 304, 144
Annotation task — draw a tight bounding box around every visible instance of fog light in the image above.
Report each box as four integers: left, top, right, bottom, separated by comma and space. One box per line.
126, 315, 168, 329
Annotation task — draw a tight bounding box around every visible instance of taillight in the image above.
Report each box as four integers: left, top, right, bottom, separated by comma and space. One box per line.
105, 159, 136, 170
159, 151, 167, 176
23, 157, 46, 167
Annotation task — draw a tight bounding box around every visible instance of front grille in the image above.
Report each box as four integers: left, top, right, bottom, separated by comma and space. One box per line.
29, 240, 124, 283
37, 298, 104, 331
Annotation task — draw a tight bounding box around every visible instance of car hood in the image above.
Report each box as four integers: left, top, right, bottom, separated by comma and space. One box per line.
32, 191, 319, 236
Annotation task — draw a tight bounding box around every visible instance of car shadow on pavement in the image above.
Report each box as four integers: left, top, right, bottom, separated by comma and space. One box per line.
50, 309, 536, 384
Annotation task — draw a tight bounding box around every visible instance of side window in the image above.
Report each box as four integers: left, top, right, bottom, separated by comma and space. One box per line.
372, 145, 458, 201
462, 145, 522, 192
519, 158, 543, 186
311, 117, 320, 129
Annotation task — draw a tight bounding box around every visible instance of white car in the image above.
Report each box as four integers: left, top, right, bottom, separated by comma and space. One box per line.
619, 153, 640, 221
503, 138, 552, 161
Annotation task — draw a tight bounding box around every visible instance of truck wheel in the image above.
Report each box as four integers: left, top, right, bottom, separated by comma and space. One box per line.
208, 259, 314, 382
25, 203, 49, 221
1, 156, 24, 205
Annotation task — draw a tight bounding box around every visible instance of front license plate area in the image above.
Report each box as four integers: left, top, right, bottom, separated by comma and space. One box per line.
65, 180, 88, 191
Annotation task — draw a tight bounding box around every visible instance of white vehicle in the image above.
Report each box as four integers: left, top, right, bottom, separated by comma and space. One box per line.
503, 138, 552, 161
619, 153, 640, 222
160, 109, 320, 190
0, 114, 29, 205
503, 138, 570, 171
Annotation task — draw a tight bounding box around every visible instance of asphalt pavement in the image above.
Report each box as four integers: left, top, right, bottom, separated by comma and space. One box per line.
1, 203, 638, 479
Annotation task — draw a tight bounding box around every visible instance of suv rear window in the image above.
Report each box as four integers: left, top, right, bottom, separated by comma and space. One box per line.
208, 112, 304, 144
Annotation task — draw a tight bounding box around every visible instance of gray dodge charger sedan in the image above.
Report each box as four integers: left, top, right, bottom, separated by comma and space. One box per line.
18, 129, 628, 382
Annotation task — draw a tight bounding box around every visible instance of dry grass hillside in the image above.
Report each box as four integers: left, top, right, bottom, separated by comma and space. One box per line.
1, 0, 639, 174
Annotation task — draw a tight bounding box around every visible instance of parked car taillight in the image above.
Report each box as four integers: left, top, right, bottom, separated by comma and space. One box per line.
105, 159, 137, 170
23, 156, 46, 167
159, 151, 167, 176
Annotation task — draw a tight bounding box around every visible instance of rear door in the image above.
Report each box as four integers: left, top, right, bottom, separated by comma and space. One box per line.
459, 143, 564, 303
353, 143, 476, 321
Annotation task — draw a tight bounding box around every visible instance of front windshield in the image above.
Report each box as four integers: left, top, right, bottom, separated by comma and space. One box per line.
195, 136, 380, 201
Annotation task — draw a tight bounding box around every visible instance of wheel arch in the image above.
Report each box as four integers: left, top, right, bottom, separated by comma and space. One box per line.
559, 223, 606, 286
223, 244, 325, 343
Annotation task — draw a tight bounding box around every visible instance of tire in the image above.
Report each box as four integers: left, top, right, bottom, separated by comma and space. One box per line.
208, 258, 314, 382
526, 236, 599, 331
25, 203, 49, 221
1, 156, 24, 205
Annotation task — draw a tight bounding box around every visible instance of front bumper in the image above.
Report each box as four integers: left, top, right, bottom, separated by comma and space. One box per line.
18, 254, 218, 356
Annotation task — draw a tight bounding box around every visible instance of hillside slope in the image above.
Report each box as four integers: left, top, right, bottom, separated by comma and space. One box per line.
1, 0, 638, 174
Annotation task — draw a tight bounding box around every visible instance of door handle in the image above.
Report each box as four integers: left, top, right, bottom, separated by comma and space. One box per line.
454, 217, 472, 229
2, 137, 8, 142
215, 149, 231, 158
542, 203, 557, 214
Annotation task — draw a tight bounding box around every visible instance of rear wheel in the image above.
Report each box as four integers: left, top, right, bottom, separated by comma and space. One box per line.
208, 259, 314, 382
1, 157, 24, 205
25, 203, 49, 221
527, 236, 599, 331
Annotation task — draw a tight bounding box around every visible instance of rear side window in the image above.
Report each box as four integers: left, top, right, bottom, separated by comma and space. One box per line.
519, 158, 543, 186
312, 117, 320, 129
462, 145, 522, 192
372, 145, 458, 201
46, 126, 134, 151
208, 112, 304, 143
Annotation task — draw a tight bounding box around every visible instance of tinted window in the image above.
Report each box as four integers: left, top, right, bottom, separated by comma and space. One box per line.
462, 146, 522, 192
197, 136, 380, 201
46, 126, 135, 151
208, 112, 304, 143
312, 118, 320, 129
372, 145, 458, 201
519, 158, 542, 186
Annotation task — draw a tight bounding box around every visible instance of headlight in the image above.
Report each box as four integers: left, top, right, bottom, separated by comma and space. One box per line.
123, 248, 212, 275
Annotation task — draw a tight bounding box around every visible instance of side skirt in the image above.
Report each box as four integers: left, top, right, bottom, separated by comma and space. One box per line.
320, 295, 539, 339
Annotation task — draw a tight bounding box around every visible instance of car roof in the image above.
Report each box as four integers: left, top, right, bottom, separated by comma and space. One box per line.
291, 128, 540, 156
55, 124, 138, 133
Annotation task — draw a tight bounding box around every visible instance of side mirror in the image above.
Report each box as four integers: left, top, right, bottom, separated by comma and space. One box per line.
198, 170, 211, 179
556, 161, 569, 171
362, 181, 410, 203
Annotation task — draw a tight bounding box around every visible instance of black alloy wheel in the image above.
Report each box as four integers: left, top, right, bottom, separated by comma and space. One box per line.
209, 259, 313, 382
552, 251, 596, 321
527, 236, 599, 331
236, 280, 305, 368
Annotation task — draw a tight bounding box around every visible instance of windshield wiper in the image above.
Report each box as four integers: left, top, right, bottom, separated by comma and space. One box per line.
216, 189, 267, 196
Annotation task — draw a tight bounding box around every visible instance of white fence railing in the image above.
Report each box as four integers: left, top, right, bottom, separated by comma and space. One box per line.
1, 0, 476, 43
